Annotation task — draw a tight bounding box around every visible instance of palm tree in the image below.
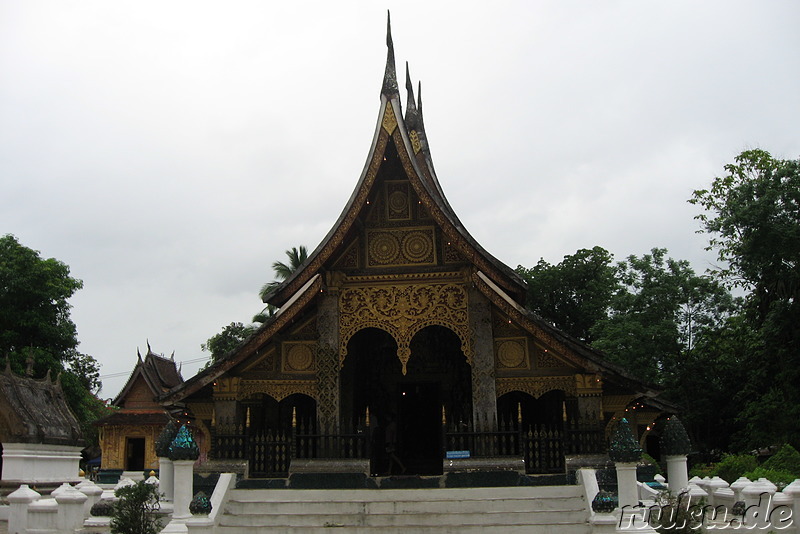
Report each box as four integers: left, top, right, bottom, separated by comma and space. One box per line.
253, 246, 308, 323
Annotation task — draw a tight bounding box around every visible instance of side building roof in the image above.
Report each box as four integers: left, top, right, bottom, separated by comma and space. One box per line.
0, 364, 84, 446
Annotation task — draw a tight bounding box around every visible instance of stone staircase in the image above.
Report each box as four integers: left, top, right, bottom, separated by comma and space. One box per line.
217, 485, 590, 533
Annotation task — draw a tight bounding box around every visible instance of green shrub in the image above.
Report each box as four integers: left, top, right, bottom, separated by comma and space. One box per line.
761, 444, 800, 477
641, 453, 663, 474
715, 453, 757, 483
649, 491, 706, 534
742, 467, 797, 488
111, 481, 162, 534
689, 463, 715, 478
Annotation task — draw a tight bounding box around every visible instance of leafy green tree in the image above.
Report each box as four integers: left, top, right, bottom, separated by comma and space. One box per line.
201, 321, 256, 364
691, 149, 800, 449
516, 246, 619, 342
110, 480, 162, 534
591, 248, 734, 385
0, 234, 106, 437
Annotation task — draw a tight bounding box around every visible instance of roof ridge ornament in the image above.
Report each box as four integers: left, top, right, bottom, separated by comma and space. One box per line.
404, 62, 420, 130
381, 11, 399, 97
416, 81, 430, 156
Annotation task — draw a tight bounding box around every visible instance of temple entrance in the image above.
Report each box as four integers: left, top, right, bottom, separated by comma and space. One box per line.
341, 325, 471, 476
397, 381, 440, 475
125, 437, 145, 471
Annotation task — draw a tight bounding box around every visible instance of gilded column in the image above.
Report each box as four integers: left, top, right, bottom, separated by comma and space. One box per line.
317, 285, 341, 433
468, 288, 497, 432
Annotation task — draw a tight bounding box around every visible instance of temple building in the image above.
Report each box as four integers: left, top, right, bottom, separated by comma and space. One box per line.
95, 346, 183, 480
158, 18, 666, 479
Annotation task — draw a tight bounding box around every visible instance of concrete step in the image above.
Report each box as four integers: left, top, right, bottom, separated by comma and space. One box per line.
219, 510, 587, 528
217, 524, 591, 534
224, 497, 584, 515
226, 484, 583, 502
217, 485, 589, 533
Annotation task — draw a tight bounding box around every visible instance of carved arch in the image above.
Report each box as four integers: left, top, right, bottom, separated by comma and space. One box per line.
338, 282, 472, 374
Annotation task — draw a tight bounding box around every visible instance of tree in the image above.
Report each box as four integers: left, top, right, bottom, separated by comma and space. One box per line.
201, 322, 255, 364
591, 248, 734, 385
110, 480, 162, 534
254, 245, 308, 322
515, 246, 619, 342
691, 149, 800, 449
517, 245, 740, 450
0, 234, 83, 364
0, 234, 105, 434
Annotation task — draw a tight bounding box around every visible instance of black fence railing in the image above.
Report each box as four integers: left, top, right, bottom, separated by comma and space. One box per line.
213, 416, 604, 477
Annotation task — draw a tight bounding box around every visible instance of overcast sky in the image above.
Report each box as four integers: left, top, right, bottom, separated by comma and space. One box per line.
2, 1, 798, 398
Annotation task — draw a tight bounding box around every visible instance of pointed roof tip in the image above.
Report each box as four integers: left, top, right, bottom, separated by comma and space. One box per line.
381, 10, 399, 97
404, 61, 420, 128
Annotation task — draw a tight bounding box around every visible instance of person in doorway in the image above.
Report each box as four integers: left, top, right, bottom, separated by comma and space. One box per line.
384, 413, 406, 475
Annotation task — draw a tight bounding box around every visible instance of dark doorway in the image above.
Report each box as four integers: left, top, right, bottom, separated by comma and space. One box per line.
397, 382, 441, 475
125, 437, 145, 471
342, 325, 471, 476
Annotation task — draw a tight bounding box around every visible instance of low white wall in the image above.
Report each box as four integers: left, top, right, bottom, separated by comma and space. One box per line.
1, 442, 83, 484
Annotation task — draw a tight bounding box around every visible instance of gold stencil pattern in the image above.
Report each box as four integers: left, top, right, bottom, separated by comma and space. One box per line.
367, 227, 436, 267
536, 349, 562, 368
496, 376, 577, 398
339, 282, 472, 374
282, 342, 316, 373
382, 104, 398, 134
409, 130, 422, 154
386, 181, 411, 220
238, 380, 318, 402
495, 338, 529, 369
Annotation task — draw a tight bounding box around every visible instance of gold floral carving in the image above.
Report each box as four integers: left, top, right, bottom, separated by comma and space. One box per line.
535, 348, 562, 368
409, 130, 421, 154
238, 380, 318, 402
386, 181, 411, 220
213, 377, 241, 400
382, 104, 398, 134
332, 239, 360, 270
282, 342, 316, 373
339, 282, 472, 374
367, 227, 436, 267
575, 373, 603, 396
494, 337, 530, 370
495, 376, 577, 398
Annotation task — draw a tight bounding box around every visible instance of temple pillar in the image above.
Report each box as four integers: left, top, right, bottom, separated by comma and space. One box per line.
468, 288, 497, 432
317, 285, 341, 433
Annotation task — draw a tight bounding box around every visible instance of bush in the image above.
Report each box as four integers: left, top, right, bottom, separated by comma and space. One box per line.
761, 444, 800, 476
641, 453, 663, 474
648, 491, 706, 534
742, 467, 797, 488
111, 481, 162, 534
715, 453, 757, 483
688, 463, 715, 478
